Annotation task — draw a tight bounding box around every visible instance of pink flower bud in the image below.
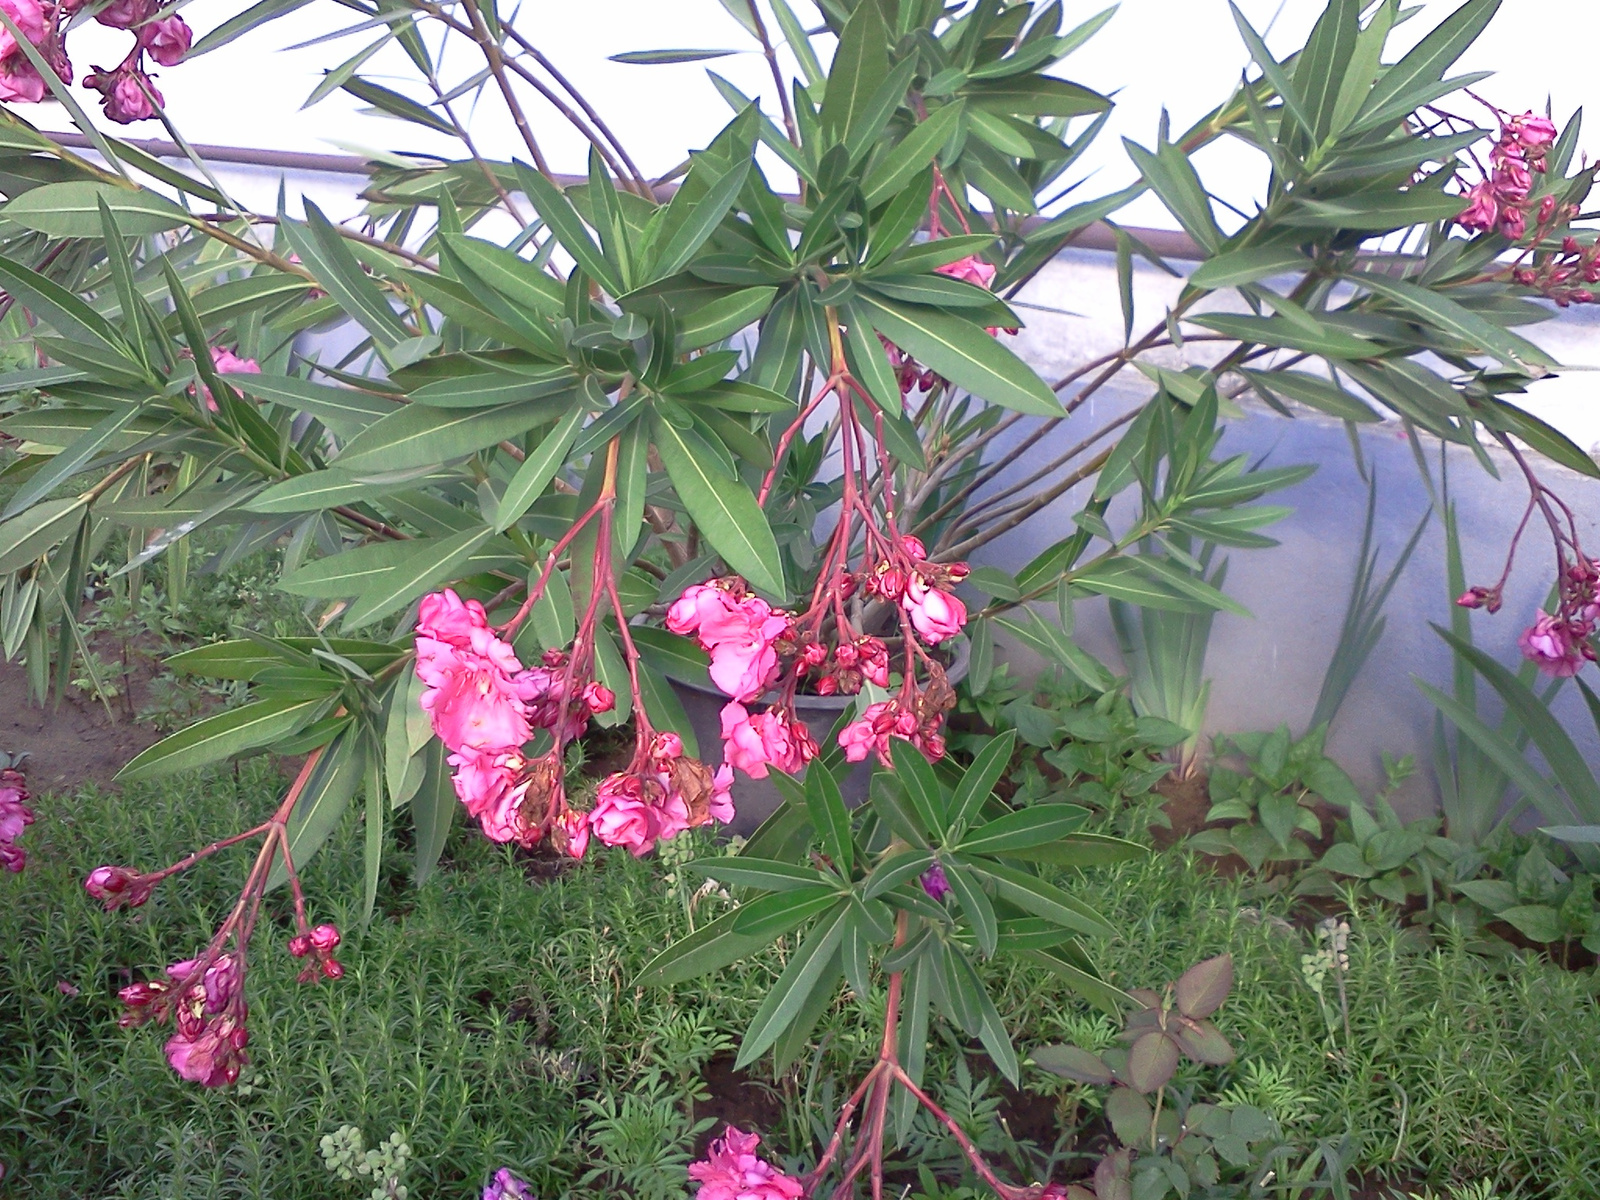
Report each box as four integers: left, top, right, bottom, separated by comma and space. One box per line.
309, 923, 341, 953
322, 959, 344, 980
651, 731, 683, 760
288, 934, 312, 958
583, 681, 615, 713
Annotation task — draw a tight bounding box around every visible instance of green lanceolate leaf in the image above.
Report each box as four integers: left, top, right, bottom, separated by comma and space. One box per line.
495, 403, 585, 530
1356, 0, 1499, 130
735, 901, 849, 1069
680, 857, 823, 892
858, 294, 1060, 417
652, 413, 785, 597
514, 162, 623, 295
804, 761, 854, 874
340, 527, 496, 629
1123, 138, 1221, 255
411, 739, 455, 885
1348, 268, 1553, 373
0, 257, 134, 364
5, 180, 193, 238
890, 737, 947, 837
1188, 245, 1311, 290
279, 201, 411, 350
968, 860, 1118, 938
1241, 368, 1380, 423
957, 803, 1090, 856
947, 731, 1018, 830
226, 373, 399, 435
266, 727, 367, 890
862, 101, 965, 207
637, 905, 787, 986
338, 397, 562, 472
2, 406, 146, 520
1484, 400, 1600, 480
116, 698, 322, 781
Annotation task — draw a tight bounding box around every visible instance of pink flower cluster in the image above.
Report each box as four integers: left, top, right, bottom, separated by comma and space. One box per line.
287, 921, 344, 983
120, 953, 249, 1088
0, 774, 32, 874
484, 1168, 536, 1200
588, 731, 734, 856
865, 534, 968, 646
0, 0, 192, 119
667, 580, 792, 702
416, 589, 614, 847
1461, 554, 1600, 677
1509, 230, 1600, 308
1458, 110, 1559, 240
688, 1127, 803, 1200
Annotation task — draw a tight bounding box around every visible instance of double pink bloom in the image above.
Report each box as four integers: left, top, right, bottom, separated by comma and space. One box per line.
689, 1126, 803, 1200
667, 582, 790, 702
719, 702, 816, 779
588, 732, 734, 855
415, 590, 547, 843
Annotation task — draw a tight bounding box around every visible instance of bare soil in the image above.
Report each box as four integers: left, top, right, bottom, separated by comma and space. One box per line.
0, 659, 165, 794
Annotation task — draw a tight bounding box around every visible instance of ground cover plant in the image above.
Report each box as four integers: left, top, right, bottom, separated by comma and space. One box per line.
5, 764, 1600, 1197
3, 0, 1600, 1196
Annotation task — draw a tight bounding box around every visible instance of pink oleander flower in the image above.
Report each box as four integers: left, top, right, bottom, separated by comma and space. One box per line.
1519, 609, 1586, 677
688, 1126, 803, 1200
554, 805, 590, 859
484, 1168, 537, 1200
0, 786, 32, 873
449, 746, 533, 842
1457, 182, 1499, 233
87, 67, 162, 123
838, 703, 891, 764
920, 861, 951, 901
0, 0, 46, 57
415, 591, 533, 754
93, 0, 152, 28
934, 253, 997, 290
588, 773, 688, 856
670, 580, 790, 702
719, 702, 815, 779
192, 345, 257, 412
165, 1014, 248, 1087
0, 53, 45, 102
666, 582, 740, 638
710, 764, 736, 825
85, 863, 156, 908
1507, 111, 1558, 155
140, 14, 190, 66
902, 575, 966, 644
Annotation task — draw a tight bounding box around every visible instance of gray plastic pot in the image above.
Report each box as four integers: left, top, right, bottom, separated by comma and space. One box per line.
671, 643, 969, 837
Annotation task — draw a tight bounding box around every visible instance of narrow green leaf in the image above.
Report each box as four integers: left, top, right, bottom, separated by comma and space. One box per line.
804, 762, 854, 874
1188, 245, 1311, 290
862, 100, 965, 208
116, 698, 321, 781
735, 903, 849, 1068
411, 740, 455, 884
858, 294, 1060, 417
948, 732, 1017, 831
338, 397, 561, 472
266, 728, 366, 890
341, 527, 495, 629
652, 413, 785, 597
495, 403, 584, 530
513, 162, 622, 294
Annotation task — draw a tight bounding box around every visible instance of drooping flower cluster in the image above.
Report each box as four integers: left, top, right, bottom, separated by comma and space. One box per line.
0, 763, 32, 873
90, 748, 348, 1088
414, 588, 615, 848
1509, 231, 1600, 308
688, 1126, 804, 1200
1457, 109, 1559, 240
414, 583, 731, 858
1459, 533, 1599, 678
674, 543, 969, 780
589, 731, 734, 855
0, 0, 193, 120
80, 0, 193, 122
